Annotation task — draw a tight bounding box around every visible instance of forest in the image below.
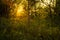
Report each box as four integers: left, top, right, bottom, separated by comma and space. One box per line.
0, 0, 60, 40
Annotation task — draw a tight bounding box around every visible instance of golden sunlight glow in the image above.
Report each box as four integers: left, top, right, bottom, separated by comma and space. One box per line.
17, 6, 23, 13
13, 0, 27, 17
9, 0, 28, 20
16, 4, 24, 17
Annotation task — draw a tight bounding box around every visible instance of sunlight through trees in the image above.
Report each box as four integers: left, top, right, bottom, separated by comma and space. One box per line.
0, 0, 60, 40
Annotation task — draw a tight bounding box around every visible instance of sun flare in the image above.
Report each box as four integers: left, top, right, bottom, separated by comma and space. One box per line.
16, 4, 24, 17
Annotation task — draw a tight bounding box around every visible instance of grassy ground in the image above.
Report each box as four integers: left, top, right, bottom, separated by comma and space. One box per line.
0, 15, 60, 40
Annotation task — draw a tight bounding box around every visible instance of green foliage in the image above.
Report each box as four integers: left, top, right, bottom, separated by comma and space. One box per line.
0, 0, 60, 40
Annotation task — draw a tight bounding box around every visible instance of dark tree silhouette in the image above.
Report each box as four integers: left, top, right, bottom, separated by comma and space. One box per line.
0, 2, 10, 18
